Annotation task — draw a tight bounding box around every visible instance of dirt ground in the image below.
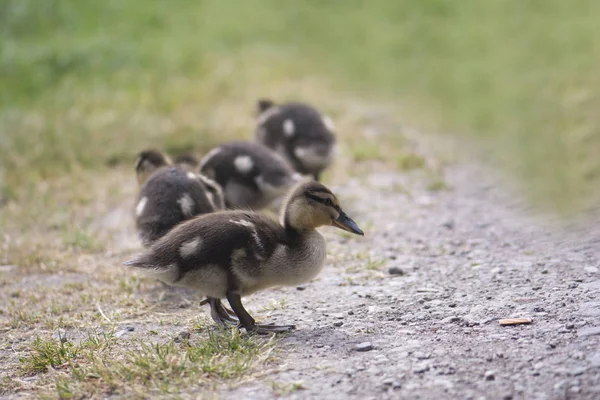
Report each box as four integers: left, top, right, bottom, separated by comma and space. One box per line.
209, 161, 599, 400
2, 144, 600, 399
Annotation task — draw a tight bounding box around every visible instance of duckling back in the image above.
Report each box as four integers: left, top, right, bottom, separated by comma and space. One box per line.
134, 166, 221, 247
199, 141, 301, 210
255, 100, 336, 181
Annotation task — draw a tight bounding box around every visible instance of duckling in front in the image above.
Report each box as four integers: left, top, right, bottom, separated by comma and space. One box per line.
199, 141, 302, 210
124, 181, 364, 334
134, 149, 225, 247
255, 99, 337, 181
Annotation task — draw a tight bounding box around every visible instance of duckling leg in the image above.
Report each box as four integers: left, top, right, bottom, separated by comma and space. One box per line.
226, 291, 295, 334
312, 173, 320, 182
207, 297, 238, 326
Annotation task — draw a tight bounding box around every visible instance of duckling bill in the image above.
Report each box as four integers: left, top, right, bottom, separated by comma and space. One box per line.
125, 181, 363, 334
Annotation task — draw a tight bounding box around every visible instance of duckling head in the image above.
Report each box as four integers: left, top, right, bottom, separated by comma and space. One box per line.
173, 152, 200, 172
283, 181, 363, 235
135, 149, 172, 186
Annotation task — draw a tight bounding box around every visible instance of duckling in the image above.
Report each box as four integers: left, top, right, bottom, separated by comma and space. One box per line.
134, 149, 225, 247
125, 181, 364, 334
173, 152, 201, 172
199, 141, 302, 210
135, 149, 173, 186
255, 99, 337, 182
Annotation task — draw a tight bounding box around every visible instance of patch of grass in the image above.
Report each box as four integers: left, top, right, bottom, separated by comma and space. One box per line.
3, 1, 598, 211
62, 229, 102, 252
365, 258, 387, 271
17, 328, 277, 398
271, 380, 306, 396
427, 178, 451, 192
20, 336, 82, 374
259, 297, 289, 313
396, 153, 426, 171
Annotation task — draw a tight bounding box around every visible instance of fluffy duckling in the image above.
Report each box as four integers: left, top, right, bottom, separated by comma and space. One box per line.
125, 181, 364, 334
135, 149, 173, 186
199, 141, 302, 210
134, 149, 225, 247
255, 99, 337, 181
173, 152, 201, 172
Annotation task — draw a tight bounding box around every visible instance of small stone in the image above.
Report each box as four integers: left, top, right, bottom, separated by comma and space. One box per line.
440, 316, 461, 324
441, 220, 455, 230
587, 352, 600, 367
388, 266, 405, 276
484, 370, 496, 381
52, 329, 68, 343
347, 310, 355, 316
569, 386, 581, 394
316, 343, 325, 348
333, 321, 344, 327
413, 362, 430, 373
175, 331, 190, 342
355, 342, 374, 352
383, 379, 394, 386
568, 283, 579, 289
296, 286, 306, 291
584, 266, 599, 273
448, 303, 457, 308
566, 323, 575, 330
414, 352, 431, 360
567, 367, 586, 376
115, 326, 135, 338
578, 326, 600, 337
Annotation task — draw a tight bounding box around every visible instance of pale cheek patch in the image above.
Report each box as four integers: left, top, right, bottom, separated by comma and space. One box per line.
322, 115, 335, 132
180, 237, 202, 258
187, 172, 198, 180
136, 197, 148, 217
234, 155, 254, 174
293, 147, 331, 169
177, 193, 194, 217
283, 119, 295, 137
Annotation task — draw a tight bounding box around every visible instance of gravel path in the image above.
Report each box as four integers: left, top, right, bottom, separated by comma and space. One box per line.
220, 162, 600, 400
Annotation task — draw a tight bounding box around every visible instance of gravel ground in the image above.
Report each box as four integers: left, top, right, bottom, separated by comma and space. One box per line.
218, 162, 600, 400
3, 155, 599, 399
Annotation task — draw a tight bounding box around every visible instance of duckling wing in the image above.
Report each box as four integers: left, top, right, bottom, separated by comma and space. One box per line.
125, 211, 286, 295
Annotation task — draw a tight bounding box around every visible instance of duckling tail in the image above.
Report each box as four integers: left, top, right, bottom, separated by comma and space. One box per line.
123, 254, 150, 268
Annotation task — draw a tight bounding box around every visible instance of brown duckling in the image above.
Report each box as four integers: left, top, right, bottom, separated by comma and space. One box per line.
255, 99, 337, 181
125, 181, 364, 334
199, 141, 302, 210
134, 149, 224, 247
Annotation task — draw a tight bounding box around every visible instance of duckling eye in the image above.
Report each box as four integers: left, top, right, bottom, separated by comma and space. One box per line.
324, 198, 333, 207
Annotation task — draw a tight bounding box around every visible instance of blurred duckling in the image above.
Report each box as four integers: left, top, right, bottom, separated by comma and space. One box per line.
135, 149, 173, 186
199, 141, 302, 210
173, 152, 201, 172
134, 149, 224, 247
125, 181, 364, 334
255, 99, 337, 181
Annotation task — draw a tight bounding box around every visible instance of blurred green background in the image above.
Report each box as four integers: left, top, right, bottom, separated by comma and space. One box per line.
1, 0, 599, 213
